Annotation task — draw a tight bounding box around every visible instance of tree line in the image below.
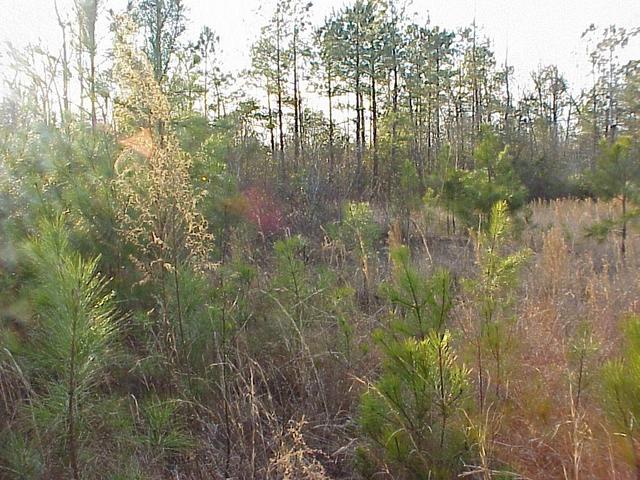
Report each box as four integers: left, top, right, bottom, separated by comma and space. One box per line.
3, 1, 639, 208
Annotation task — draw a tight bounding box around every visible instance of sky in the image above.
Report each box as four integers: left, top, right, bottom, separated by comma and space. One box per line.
0, 0, 639, 97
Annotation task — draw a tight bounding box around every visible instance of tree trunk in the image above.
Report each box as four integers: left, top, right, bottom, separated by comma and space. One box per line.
276, 17, 285, 181
54, 1, 70, 123
622, 193, 627, 260
435, 43, 441, 158
504, 60, 511, 134
355, 35, 363, 191
371, 65, 378, 191
154, 0, 163, 83
203, 48, 208, 119
267, 90, 275, 158
293, 27, 300, 167
391, 48, 399, 173
77, 14, 85, 124
90, 46, 97, 130
328, 66, 335, 175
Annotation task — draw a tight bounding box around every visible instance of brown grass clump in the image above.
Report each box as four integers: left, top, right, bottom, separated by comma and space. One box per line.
268, 417, 329, 479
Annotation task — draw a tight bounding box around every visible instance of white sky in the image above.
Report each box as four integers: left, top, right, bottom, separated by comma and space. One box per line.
0, 0, 639, 97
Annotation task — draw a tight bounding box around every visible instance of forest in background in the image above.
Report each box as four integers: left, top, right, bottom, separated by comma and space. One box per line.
1, 0, 640, 478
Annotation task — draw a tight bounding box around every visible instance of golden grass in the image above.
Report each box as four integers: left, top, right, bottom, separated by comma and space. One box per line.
492, 198, 639, 479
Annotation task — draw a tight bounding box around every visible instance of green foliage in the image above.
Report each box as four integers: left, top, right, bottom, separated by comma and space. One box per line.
169, 267, 220, 377
513, 148, 569, 200
586, 208, 640, 241
472, 201, 531, 305
397, 159, 423, 212
127, 256, 255, 396
21, 214, 121, 390
466, 201, 531, 404
2, 3, 640, 478
314, 264, 358, 359
381, 246, 452, 339
0, 432, 44, 480
341, 202, 380, 247
137, 397, 193, 457
195, 258, 255, 387
360, 334, 468, 479
334, 202, 380, 303
587, 136, 640, 257
359, 246, 469, 479
442, 128, 527, 227
568, 321, 599, 407
18, 214, 123, 477
192, 131, 239, 226
590, 136, 640, 201
0, 122, 123, 271
270, 235, 356, 352
601, 316, 640, 441
128, 0, 187, 83
271, 235, 310, 327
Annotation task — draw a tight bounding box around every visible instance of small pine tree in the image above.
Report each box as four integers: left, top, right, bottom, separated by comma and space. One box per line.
19, 215, 122, 479
271, 235, 310, 330
269, 234, 356, 351
339, 202, 380, 305
587, 136, 640, 260
467, 201, 531, 408
442, 128, 527, 228
359, 246, 469, 479
601, 315, 640, 477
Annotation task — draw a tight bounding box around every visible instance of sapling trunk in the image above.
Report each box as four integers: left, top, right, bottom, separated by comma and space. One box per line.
67, 311, 79, 480
438, 338, 447, 450
634, 437, 640, 480
621, 193, 627, 261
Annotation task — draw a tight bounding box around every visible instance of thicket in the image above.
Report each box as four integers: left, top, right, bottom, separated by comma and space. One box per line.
0, 1, 639, 478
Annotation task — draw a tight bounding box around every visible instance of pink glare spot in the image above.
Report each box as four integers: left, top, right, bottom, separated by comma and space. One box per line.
242, 187, 284, 236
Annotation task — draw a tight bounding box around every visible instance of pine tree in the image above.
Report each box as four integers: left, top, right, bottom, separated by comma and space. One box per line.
588, 135, 640, 260
601, 315, 640, 478
127, 0, 187, 85
467, 200, 530, 409
359, 246, 469, 479
20, 215, 122, 479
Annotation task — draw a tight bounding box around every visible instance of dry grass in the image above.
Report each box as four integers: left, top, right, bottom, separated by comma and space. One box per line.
3, 198, 638, 479
404, 198, 640, 478
488, 198, 639, 479
357, 197, 640, 478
